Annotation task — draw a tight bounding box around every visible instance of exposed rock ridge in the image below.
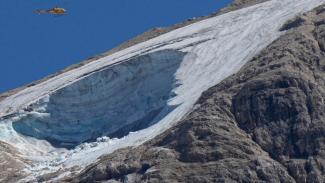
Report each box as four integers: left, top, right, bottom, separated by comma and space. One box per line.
60, 5, 325, 183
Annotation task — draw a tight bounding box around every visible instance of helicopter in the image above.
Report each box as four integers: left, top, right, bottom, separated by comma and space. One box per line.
34, 6, 67, 15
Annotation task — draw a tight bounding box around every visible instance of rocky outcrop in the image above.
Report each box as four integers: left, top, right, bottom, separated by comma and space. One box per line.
61, 5, 325, 183
229, 6, 325, 182
0, 141, 29, 183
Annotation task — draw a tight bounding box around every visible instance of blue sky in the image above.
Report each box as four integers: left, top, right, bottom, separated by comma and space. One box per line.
0, 0, 232, 93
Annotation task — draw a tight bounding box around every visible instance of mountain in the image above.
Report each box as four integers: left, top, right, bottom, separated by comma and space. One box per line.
1, 0, 325, 182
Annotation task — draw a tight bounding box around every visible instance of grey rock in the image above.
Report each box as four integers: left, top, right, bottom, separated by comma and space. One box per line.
0, 141, 29, 183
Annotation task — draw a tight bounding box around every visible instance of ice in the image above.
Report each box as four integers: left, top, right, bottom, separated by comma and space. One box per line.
0, 0, 324, 180
11, 50, 185, 148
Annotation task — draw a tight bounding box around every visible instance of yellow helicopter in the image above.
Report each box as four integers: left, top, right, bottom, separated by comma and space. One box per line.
34, 6, 67, 15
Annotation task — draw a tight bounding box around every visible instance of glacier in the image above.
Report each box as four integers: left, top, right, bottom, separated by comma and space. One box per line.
12, 50, 186, 148
0, 0, 325, 180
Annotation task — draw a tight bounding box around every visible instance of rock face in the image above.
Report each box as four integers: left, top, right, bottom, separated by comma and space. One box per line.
62, 5, 325, 183
0, 141, 28, 183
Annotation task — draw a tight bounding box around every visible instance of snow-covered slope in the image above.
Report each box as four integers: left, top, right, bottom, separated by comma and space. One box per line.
1, 0, 325, 180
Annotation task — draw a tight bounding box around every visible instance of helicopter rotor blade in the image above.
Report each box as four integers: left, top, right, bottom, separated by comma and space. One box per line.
34, 9, 47, 14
